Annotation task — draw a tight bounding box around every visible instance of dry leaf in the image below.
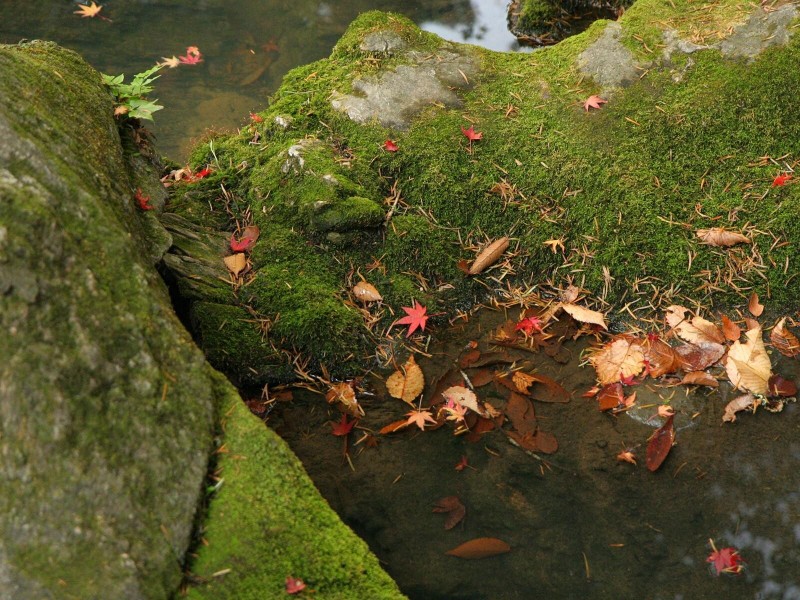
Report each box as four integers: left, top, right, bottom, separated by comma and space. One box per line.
223, 252, 246, 276
560, 285, 581, 304
561, 303, 608, 330
386, 355, 425, 405
441, 385, 484, 416
468, 237, 509, 275
722, 393, 755, 423
433, 496, 466, 530
770, 318, 800, 357
726, 327, 771, 395
325, 382, 364, 416
589, 337, 645, 385
445, 537, 511, 559
720, 314, 741, 342
748, 292, 764, 317
695, 228, 750, 247
665, 306, 725, 345
352, 281, 382, 302
681, 371, 719, 387
241, 225, 260, 243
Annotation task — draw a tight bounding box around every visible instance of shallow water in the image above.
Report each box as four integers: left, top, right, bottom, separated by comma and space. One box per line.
269, 309, 800, 599
0, 0, 524, 160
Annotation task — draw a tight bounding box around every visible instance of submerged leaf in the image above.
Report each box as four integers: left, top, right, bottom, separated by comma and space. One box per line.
386, 355, 425, 405
433, 496, 466, 530
445, 537, 511, 559
645, 414, 675, 472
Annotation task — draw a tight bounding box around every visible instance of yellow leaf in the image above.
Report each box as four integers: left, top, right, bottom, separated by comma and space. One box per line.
223, 253, 246, 276
352, 281, 382, 302
74, 1, 103, 17
725, 327, 771, 395
561, 302, 607, 330
386, 355, 425, 405
589, 337, 645, 385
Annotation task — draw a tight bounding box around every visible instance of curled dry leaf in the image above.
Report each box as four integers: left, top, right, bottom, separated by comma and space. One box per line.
646, 414, 675, 472
720, 314, 741, 342
468, 237, 509, 275
681, 371, 719, 387
695, 227, 750, 247
386, 355, 425, 405
445, 537, 511, 559
352, 281, 382, 302
722, 393, 755, 423
639, 336, 680, 378
726, 327, 771, 395
589, 337, 645, 385
560, 285, 581, 304
325, 382, 364, 416
561, 303, 608, 330
770, 317, 800, 357
433, 496, 466, 530
223, 252, 246, 276
748, 292, 764, 317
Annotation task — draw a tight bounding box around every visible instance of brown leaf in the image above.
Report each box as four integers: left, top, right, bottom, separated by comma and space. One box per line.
526, 373, 570, 403
458, 348, 482, 368
241, 225, 260, 244
223, 252, 246, 276
441, 386, 484, 416
560, 285, 581, 304
504, 392, 537, 435
770, 317, 800, 357
720, 314, 741, 342
445, 537, 511, 559
748, 292, 764, 317
467, 368, 495, 387
680, 371, 719, 387
589, 337, 645, 385
695, 227, 750, 247
352, 281, 382, 302
768, 374, 797, 398
468, 237, 509, 275
433, 496, 466, 530
617, 450, 637, 465
646, 414, 675, 472
673, 342, 725, 372
561, 303, 608, 330
726, 327, 771, 395
597, 383, 623, 411
638, 337, 680, 378
379, 419, 411, 434
386, 355, 425, 405
325, 382, 364, 416
665, 306, 725, 345
722, 393, 755, 423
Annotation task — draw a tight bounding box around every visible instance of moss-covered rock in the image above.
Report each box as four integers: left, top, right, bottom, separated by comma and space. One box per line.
165, 2, 800, 385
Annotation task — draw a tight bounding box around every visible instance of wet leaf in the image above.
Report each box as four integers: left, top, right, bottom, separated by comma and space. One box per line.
433, 496, 466, 530
673, 341, 725, 372
223, 252, 246, 276
504, 391, 537, 434
386, 355, 425, 405
455, 455, 469, 471
525, 372, 570, 403
379, 419, 411, 434
726, 327, 771, 395
395, 301, 429, 336
467, 368, 495, 387
665, 306, 725, 345
748, 292, 764, 317
681, 371, 719, 387
720, 314, 741, 342
589, 337, 645, 385
325, 382, 364, 417
695, 228, 750, 247
352, 281, 382, 302
405, 409, 437, 430
597, 383, 624, 411
74, 2, 103, 18
767, 374, 797, 398
441, 386, 484, 416
468, 237, 509, 275
707, 541, 745, 576
561, 303, 608, 330
458, 349, 482, 368
330, 414, 357, 436
645, 414, 675, 472
617, 450, 637, 465
722, 393, 755, 423
770, 317, 800, 357
445, 537, 511, 559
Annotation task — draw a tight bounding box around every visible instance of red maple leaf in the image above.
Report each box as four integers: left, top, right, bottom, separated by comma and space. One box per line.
192, 167, 212, 180
772, 173, 793, 187
179, 46, 203, 65
249, 112, 264, 123
515, 315, 543, 335
395, 301, 429, 336
707, 540, 745, 576
230, 233, 257, 252
619, 372, 637, 386
383, 139, 399, 152
285, 576, 306, 594
584, 95, 608, 111
330, 414, 357, 436
134, 188, 153, 211
461, 125, 483, 142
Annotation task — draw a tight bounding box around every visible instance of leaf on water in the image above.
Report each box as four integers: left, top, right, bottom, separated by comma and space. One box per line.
720, 314, 741, 342
695, 227, 750, 247
748, 292, 764, 317
504, 392, 537, 434
352, 281, 382, 302
433, 496, 466, 530
597, 383, 624, 411
405, 409, 437, 431
458, 348, 482, 368
770, 317, 800, 357
379, 418, 411, 434
681, 371, 719, 388
395, 301, 429, 336
646, 414, 675, 472
561, 303, 608, 330
386, 355, 425, 405
330, 414, 357, 436
617, 450, 637, 465
441, 385, 484, 416
468, 368, 495, 387
722, 394, 755, 423
589, 337, 645, 385
445, 537, 511, 559
767, 374, 797, 398
726, 327, 771, 395
525, 372, 570, 403
468, 237, 509, 275
325, 382, 364, 416
74, 2, 103, 18
223, 252, 246, 276
638, 336, 680, 378
673, 341, 725, 372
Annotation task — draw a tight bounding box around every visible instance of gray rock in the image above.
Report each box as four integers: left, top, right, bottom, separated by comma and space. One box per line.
360, 30, 407, 54
578, 22, 644, 88
720, 4, 797, 61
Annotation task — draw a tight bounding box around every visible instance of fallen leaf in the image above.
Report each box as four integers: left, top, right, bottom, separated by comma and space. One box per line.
515, 315, 544, 335
461, 125, 483, 142
645, 414, 675, 472
179, 46, 203, 65
455, 455, 469, 471
379, 419, 411, 434
325, 382, 364, 416
665, 306, 725, 345
770, 317, 800, 356
74, 2, 103, 18
446, 537, 511, 559
695, 228, 750, 247
597, 383, 624, 411
589, 337, 645, 385
583, 95, 607, 111
722, 393, 755, 423
433, 496, 466, 530
767, 374, 797, 398
223, 253, 246, 277
395, 301, 429, 336
707, 540, 745, 575
516, 372, 570, 403
285, 576, 306, 594
158, 56, 181, 69
561, 303, 608, 330
330, 414, 357, 436
772, 173, 792, 187
468, 237, 509, 275
681, 371, 718, 387
458, 349, 482, 368
748, 292, 764, 317
720, 314, 741, 342
441, 386, 484, 416
657, 405, 675, 418
382, 139, 398, 152
673, 342, 725, 372
405, 409, 437, 430
726, 326, 771, 395
352, 281, 382, 302
386, 355, 425, 405
617, 450, 637, 465
230, 226, 260, 252
639, 335, 680, 378
504, 391, 537, 434
543, 238, 565, 253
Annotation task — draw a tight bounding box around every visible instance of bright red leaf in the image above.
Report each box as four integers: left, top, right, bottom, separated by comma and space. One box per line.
285, 576, 306, 594
250, 112, 264, 123
134, 188, 153, 211
330, 414, 356, 436
230, 233, 257, 252
772, 173, 792, 187
461, 125, 483, 142
584, 95, 608, 111
515, 316, 543, 335
179, 46, 203, 65
707, 540, 745, 576
383, 139, 399, 152
395, 301, 429, 336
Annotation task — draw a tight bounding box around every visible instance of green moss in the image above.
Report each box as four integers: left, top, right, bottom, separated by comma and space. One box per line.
186, 388, 406, 600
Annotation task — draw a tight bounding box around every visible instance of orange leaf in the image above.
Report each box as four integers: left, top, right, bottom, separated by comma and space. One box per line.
748, 292, 764, 317
379, 419, 411, 434
720, 314, 741, 341
589, 337, 645, 385
386, 355, 425, 405
352, 281, 382, 302
646, 414, 675, 472
673, 342, 725, 372
639, 336, 680, 378
680, 371, 719, 387
770, 317, 800, 357
445, 537, 511, 559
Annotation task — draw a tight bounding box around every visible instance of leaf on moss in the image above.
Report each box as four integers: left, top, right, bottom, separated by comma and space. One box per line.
561, 303, 608, 330
352, 281, 382, 302
468, 237, 509, 275
695, 227, 750, 247
223, 252, 246, 276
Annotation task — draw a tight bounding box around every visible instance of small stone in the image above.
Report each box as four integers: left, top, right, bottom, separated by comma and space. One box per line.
360, 31, 407, 54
